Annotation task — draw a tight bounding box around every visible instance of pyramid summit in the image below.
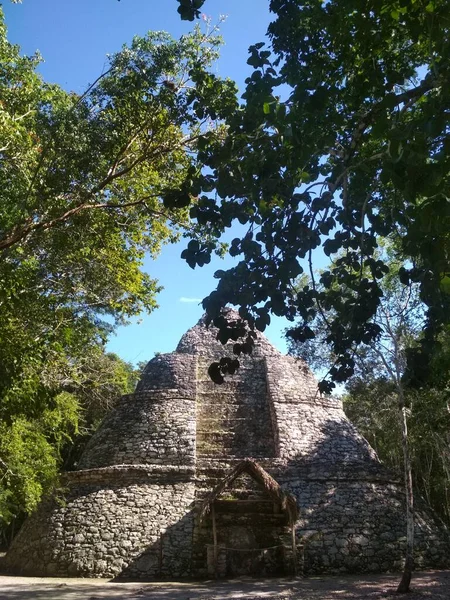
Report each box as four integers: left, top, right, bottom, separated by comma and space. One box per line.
6, 315, 450, 578
175, 309, 283, 358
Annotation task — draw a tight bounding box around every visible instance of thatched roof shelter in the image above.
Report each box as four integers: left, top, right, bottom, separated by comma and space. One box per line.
198, 458, 299, 525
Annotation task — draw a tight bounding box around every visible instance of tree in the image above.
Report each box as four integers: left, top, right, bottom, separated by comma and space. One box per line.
342, 325, 450, 592
0, 346, 137, 547
0, 7, 237, 536
59, 351, 140, 472
287, 252, 442, 592
339, 307, 450, 529
344, 374, 450, 527
174, 3, 449, 591
175, 0, 450, 397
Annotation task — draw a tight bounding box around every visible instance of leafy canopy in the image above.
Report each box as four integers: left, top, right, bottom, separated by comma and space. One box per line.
0, 8, 237, 527
178, 0, 450, 390
288, 247, 450, 530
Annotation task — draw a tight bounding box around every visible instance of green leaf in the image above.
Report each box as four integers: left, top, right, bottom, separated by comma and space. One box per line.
440, 275, 450, 295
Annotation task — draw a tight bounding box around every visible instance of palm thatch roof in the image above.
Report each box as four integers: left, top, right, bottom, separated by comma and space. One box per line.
198, 458, 298, 525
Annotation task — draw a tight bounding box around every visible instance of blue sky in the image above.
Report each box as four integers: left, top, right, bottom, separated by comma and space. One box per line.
3, 1, 321, 363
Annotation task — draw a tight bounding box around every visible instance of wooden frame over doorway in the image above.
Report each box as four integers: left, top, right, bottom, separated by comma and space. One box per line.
198, 459, 299, 577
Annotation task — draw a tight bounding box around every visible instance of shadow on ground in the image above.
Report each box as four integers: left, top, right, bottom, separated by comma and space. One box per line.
0, 571, 450, 600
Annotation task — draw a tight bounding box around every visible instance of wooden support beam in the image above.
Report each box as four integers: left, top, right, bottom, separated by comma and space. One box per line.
291, 524, 297, 577
158, 528, 163, 577
212, 503, 218, 579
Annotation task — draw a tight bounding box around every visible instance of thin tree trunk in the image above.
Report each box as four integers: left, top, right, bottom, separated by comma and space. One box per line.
397, 401, 414, 593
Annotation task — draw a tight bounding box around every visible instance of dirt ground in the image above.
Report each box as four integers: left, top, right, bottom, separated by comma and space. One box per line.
0, 570, 449, 600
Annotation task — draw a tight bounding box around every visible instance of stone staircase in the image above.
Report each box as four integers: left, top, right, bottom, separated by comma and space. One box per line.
195, 357, 275, 460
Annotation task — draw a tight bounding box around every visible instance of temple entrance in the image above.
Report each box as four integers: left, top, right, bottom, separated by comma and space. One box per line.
198, 459, 298, 578
206, 500, 288, 577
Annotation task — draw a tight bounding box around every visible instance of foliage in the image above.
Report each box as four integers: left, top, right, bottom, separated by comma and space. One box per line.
61, 351, 139, 471
344, 376, 450, 525
287, 248, 425, 379
288, 254, 450, 527
176, 0, 206, 21
0, 346, 137, 544
0, 7, 237, 532
0, 395, 78, 536
177, 0, 450, 391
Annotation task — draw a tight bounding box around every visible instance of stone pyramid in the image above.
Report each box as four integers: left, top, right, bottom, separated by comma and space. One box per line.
5, 313, 449, 578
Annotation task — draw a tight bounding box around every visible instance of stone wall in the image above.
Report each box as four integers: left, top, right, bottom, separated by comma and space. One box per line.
5, 466, 196, 578
265, 355, 380, 468
194, 460, 450, 576
283, 478, 449, 574
136, 353, 197, 394
176, 314, 282, 360
79, 354, 197, 469
5, 313, 450, 579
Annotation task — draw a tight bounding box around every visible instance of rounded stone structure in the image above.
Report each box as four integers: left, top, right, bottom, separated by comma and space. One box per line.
5, 313, 450, 578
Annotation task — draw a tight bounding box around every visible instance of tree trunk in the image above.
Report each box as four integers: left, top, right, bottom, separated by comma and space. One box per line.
396, 402, 414, 593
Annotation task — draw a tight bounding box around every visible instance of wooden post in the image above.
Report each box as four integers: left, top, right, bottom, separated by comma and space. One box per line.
158, 528, 163, 576
291, 524, 297, 577
212, 503, 218, 579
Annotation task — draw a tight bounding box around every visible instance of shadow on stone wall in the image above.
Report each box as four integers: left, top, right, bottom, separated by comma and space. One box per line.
4, 413, 450, 580
110, 417, 450, 580
279, 418, 450, 576
113, 510, 196, 581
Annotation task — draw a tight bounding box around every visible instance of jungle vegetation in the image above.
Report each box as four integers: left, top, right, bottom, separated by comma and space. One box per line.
1, 2, 449, 591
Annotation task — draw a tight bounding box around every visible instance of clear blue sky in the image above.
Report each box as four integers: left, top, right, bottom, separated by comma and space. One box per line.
3, 1, 321, 364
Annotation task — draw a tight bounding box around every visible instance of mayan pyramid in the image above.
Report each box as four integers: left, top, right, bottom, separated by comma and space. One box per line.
5, 312, 449, 578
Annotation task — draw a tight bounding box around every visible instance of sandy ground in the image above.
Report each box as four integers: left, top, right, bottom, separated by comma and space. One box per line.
0, 571, 449, 600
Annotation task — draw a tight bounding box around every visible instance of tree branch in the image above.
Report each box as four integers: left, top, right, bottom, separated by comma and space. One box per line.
0, 197, 160, 252
1, 129, 201, 253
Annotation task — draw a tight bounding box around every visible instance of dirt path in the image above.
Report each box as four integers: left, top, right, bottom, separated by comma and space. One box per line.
0, 571, 449, 600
